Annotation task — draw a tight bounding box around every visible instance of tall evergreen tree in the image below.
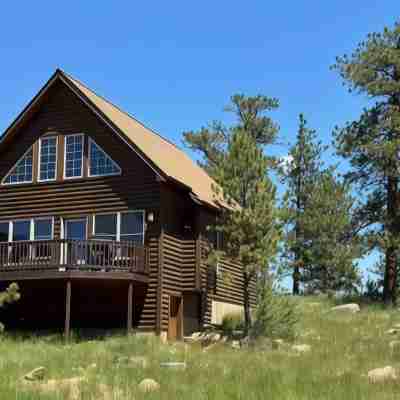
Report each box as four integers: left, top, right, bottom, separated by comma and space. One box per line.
212, 130, 280, 333
183, 94, 279, 177
183, 94, 280, 333
300, 171, 363, 293
280, 114, 326, 294
333, 21, 400, 304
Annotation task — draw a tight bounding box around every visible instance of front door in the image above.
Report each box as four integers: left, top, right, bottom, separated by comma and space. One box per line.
168, 296, 183, 341
64, 219, 87, 266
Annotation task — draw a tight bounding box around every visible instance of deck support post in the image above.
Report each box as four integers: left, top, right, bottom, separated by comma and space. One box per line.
65, 280, 71, 340
127, 281, 133, 334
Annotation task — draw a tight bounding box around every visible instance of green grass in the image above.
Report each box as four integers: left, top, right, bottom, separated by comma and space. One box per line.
2, 297, 400, 399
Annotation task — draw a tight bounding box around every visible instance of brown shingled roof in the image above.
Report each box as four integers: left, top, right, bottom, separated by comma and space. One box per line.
1, 69, 221, 208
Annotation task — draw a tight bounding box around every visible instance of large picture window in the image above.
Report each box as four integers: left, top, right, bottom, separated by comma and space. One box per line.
89, 138, 121, 177
34, 219, 53, 241
0, 222, 9, 242
0, 219, 54, 242
3, 148, 33, 185
13, 220, 31, 241
39, 137, 57, 182
93, 211, 144, 244
121, 212, 144, 244
64, 134, 83, 179
93, 214, 117, 241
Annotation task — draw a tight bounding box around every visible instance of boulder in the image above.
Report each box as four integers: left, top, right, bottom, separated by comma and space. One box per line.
292, 344, 311, 354
138, 378, 160, 393
205, 332, 221, 343
23, 367, 46, 381
231, 340, 241, 350
330, 303, 360, 313
160, 362, 186, 370
368, 366, 397, 383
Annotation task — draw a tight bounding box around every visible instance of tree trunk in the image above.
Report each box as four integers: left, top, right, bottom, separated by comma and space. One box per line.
383, 175, 399, 306
243, 273, 252, 336
292, 267, 300, 295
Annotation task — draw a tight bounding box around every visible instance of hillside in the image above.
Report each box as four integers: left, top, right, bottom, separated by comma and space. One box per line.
2, 297, 400, 399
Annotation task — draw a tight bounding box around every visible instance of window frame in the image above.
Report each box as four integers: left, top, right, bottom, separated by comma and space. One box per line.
33, 217, 55, 241
88, 137, 121, 178
92, 210, 145, 244
63, 133, 84, 180
0, 217, 54, 242
38, 135, 58, 183
1, 147, 34, 186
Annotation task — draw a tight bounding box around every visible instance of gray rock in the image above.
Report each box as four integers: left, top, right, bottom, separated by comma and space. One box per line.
368, 366, 397, 383
138, 378, 160, 393
24, 367, 46, 381
330, 303, 360, 313
160, 362, 186, 370
231, 340, 241, 349
292, 344, 311, 354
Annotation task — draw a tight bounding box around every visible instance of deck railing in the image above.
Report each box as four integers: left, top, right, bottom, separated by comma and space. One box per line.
0, 239, 148, 274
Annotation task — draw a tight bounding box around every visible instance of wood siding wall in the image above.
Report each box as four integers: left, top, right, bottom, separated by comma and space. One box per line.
136, 236, 159, 331
0, 80, 161, 228
0, 80, 162, 332
159, 232, 197, 331
199, 240, 257, 326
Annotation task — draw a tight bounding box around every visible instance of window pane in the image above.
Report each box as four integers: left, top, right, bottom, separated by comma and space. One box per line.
34, 219, 52, 240
121, 212, 143, 235
13, 221, 30, 241
4, 148, 33, 184
89, 140, 120, 176
66, 220, 86, 240
0, 223, 9, 242
94, 214, 117, 239
40, 137, 57, 181
65, 135, 83, 178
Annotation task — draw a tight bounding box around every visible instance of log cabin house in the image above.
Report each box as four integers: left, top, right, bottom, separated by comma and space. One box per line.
0, 70, 256, 340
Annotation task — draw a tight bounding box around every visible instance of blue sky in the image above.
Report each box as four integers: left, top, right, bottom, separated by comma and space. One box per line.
0, 1, 397, 285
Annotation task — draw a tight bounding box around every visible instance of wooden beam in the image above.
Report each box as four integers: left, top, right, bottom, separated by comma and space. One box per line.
65, 280, 71, 340
127, 282, 133, 334
0, 271, 149, 282
156, 230, 164, 334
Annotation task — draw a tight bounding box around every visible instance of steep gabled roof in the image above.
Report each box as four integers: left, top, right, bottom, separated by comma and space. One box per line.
0, 69, 219, 208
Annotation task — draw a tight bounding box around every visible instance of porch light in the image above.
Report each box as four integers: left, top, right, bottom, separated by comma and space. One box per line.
147, 212, 154, 223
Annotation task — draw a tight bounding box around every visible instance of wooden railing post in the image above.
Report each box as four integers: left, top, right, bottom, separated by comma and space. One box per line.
127, 281, 133, 334
65, 280, 72, 340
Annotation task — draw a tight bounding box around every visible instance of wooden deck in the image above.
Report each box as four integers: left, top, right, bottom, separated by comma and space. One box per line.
0, 239, 148, 282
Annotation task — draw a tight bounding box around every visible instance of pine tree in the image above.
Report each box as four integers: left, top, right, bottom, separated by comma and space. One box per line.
280, 114, 326, 294
211, 130, 280, 333
183, 94, 280, 333
300, 171, 363, 293
333, 21, 400, 304
183, 94, 279, 177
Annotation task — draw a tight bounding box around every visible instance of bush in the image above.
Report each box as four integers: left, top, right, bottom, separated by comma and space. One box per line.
221, 312, 244, 335
0, 283, 20, 333
251, 283, 298, 340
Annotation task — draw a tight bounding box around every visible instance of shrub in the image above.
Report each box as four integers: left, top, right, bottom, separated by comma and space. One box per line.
0, 283, 20, 333
221, 312, 244, 335
251, 283, 298, 340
